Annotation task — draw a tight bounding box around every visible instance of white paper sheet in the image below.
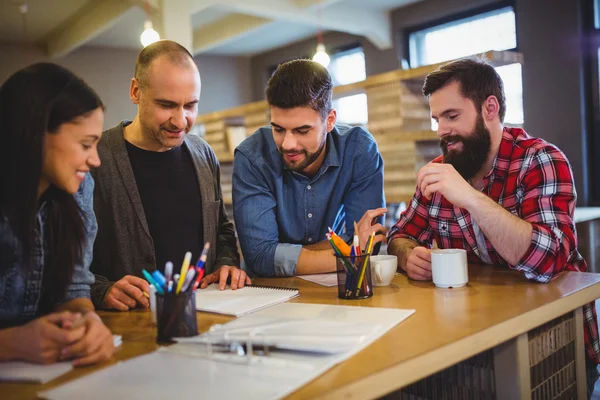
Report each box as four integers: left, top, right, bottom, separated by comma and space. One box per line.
0, 362, 73, 384
298, 273, 338, 287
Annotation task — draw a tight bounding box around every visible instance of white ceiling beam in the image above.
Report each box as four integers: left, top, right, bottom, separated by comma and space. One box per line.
44, 0, 135, 58
189, 0, 219, 15
212, 0, 392, 49
127, 0, 160, 12
159, 0, 193, 52
193, 13, 271, 54
293, 0, 346, 9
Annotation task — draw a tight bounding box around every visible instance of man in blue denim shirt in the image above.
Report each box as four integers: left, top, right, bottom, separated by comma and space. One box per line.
0, 173, 96, 326
233, 59, 386, 277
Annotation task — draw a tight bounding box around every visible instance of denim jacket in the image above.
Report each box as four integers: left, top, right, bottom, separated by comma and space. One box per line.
0, 174, 96, 327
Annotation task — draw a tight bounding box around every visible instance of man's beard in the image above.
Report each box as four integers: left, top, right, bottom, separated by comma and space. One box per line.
280, 130, 327, 172
143, 122, 187, 150
440, 114, 491, 181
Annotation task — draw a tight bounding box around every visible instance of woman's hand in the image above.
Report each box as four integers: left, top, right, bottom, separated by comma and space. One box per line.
10, 312, 85, 364
59, 312, 114, 366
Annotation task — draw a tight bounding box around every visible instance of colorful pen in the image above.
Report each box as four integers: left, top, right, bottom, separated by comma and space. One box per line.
142, 269, 164, 295
191, 267, 205, 291
195, 242, 210, 269
180, 268, 197, 292
176, 252, 192, 294
152, 270, 166, 288
164, 261, 173, 284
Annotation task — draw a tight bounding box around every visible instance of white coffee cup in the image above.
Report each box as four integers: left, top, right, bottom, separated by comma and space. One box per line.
431, 249, 468, 288
370, 255, 397, 286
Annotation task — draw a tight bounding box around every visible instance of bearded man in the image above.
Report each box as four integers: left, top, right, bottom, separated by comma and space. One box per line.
232, 59, 386, 277
387, 57, 600, 397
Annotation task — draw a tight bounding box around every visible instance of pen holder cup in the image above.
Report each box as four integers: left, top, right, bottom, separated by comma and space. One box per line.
156, 290, 198, 343
335, 254, 374, 300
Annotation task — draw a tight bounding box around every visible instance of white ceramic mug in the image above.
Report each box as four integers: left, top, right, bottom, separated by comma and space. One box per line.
370, 255, 397, 286
431, 249, 468, 288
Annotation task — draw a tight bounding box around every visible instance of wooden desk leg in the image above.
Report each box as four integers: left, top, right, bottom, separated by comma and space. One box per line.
575, 306, 588, 400
494, 333, 531, 400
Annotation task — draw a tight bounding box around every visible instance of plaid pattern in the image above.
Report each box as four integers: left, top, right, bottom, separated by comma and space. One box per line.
389, 128, 600, 364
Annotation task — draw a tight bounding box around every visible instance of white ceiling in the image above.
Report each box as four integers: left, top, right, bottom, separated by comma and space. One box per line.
0, 0, 423, 58
202, 21, 318, 56
0, 0, 89, 43
86, 6, 147, 49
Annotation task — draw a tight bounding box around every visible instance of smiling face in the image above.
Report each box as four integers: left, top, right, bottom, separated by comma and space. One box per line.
429, 80, 492, 180
41, 107, 103, 195
271, 106, 336, 176
132, 55, 200, 151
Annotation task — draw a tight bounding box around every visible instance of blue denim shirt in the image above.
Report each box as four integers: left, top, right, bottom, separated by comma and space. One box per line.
0, 174, 96, 326
233, 125, 385, 277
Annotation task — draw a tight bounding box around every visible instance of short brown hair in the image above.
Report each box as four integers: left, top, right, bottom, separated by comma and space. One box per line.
422, 57, 507, 122
266, 59, 333, 120
134, 40, 195, 88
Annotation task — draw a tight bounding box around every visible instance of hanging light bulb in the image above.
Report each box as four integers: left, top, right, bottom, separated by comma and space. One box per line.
312, 4, 329, 68
313, 43, 330, 67
140, 20, 160, 47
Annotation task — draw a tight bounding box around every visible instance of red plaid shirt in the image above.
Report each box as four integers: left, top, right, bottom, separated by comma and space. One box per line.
389, 127, 600, 364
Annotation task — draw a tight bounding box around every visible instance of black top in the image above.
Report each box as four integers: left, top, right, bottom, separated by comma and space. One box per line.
125, 140, 203, 272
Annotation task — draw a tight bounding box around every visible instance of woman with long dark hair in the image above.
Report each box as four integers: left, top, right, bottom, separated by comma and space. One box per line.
0, 63, 114, 365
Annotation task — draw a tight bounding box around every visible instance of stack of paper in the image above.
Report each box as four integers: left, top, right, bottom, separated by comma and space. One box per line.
40, 304, 415, 400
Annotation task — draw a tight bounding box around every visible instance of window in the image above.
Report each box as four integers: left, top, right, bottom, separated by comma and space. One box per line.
585, 0, 600, 203
329, 48, 368, 125
333, 94, 368, 126
328, 47, 366, 86
408, 6, 523, 125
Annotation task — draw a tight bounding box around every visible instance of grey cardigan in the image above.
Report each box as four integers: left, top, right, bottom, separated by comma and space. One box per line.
89, 122, 239, 307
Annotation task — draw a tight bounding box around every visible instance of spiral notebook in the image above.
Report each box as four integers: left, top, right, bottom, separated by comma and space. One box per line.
195, 284, 299, 317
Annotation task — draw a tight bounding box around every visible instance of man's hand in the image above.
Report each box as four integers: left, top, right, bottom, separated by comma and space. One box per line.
405, 246, 433, 281
355, 208, 388, 249
11, 312, 85, 364
416, 163, 479, 209
200, 266, 251, 290
103, 275, 150, 311
60, 312, 114, 366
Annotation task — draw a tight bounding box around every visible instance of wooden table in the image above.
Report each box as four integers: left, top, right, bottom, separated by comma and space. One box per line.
4, 265, 600, 400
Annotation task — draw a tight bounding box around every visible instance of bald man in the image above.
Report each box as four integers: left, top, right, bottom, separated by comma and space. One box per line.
90, 40, 249, 311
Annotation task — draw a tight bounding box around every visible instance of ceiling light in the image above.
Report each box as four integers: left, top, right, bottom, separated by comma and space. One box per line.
312, 43, 330, 68
140, 20, 160, 47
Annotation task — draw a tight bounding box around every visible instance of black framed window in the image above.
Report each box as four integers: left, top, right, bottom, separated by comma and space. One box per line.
583, 0, 600, 203
406, 3, 523, 126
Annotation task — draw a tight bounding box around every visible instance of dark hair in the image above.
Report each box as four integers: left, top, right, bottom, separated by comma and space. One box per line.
266, 59, 333, 120
422, 57, 507, 123
0, 63, 103, 310
135, 40, 195, 88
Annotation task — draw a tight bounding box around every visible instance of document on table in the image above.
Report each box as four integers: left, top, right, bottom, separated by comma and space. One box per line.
39, 304, 415, 400
297, 273, 338, 287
